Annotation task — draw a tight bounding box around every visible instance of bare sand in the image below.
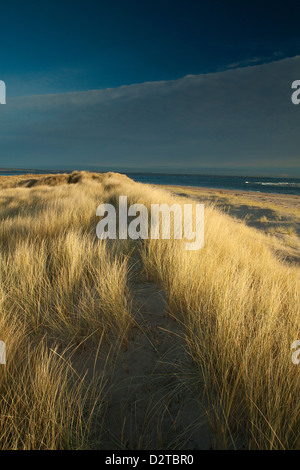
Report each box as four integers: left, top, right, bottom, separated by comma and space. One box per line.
73, 282, 212, 450
160, 184, 300, 265
160, 184, 300, 210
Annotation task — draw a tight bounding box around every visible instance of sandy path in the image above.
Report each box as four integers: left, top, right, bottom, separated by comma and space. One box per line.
97, 282, 211, 450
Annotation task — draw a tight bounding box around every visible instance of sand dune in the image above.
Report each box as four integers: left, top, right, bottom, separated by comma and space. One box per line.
0, 172, 298, 449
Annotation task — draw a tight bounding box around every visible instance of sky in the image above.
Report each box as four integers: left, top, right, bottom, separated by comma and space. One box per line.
0, 0, 300, 175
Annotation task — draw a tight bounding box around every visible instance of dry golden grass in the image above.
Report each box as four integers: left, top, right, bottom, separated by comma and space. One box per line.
165, 185, 300, 265
0, 172, 133, 449
0, 171, 299, 449
136, 189, 300, 449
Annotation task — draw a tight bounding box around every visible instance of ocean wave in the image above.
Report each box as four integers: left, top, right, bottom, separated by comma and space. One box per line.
245, 181, 300, 187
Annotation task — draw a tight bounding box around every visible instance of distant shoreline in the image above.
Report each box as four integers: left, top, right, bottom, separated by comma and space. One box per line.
0, 170, 299, 196
160, 184, 300, 213
159, 183, 300, 200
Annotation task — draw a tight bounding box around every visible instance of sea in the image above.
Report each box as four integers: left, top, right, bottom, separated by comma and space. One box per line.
1, 169, 300, 196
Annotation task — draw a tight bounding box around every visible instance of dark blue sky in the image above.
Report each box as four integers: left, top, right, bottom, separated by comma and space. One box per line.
0, 1, 299, 175
2, 0, 300, 96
